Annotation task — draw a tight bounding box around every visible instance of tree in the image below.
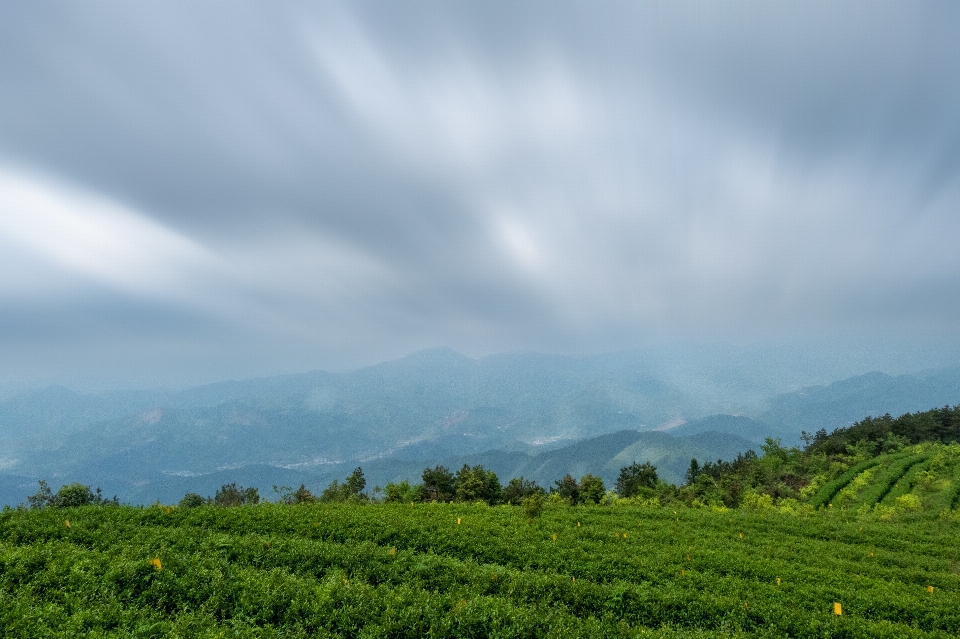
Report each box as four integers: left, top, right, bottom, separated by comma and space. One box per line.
420, 465, 455, 502
27, 480, 53, 509
454, 464, 502, 504
277, 484, 316, 505
214, 483, 260, 507
553, 474, 581, 504
179, 493, 206, 508
685, 458, 702, 486
384, 479, 421, 503
27, 480, 118, 509
616, 461, 659, 497
320, 468, 368, 502
502, 477, 545, 505
579, 474, 606, 504
345, 467, 366, 495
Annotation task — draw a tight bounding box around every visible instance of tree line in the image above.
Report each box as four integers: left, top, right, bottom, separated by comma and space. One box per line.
265, 460, 661, 511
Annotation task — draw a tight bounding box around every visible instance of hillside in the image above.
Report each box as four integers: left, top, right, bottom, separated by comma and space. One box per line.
2, 501, 957, 637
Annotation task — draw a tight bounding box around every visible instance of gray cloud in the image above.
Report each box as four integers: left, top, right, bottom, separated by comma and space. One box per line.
1, 1, 959, 386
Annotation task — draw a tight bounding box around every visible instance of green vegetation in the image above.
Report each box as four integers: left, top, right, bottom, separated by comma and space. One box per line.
2, 496, 958, 637
3, 405, 960, 636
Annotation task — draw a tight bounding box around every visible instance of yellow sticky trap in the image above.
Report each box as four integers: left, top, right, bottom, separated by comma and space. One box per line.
149, 558, 162, 571
744, 603, 748, 610
869, 552, 874, 557
389, 547, 396, 555
64, 519, 70, 529
166, 507, 171, 514
828, 503, 833, 508
457, 518, 461, 525
623, 532, 627, 538
577, 521, 581, 527
552, 533, 557, 540
739, 533, 743, 539
776, 577, 781, 586
833, 602, 842, 616
572, 577, 575, 582
686, 554, 691, 561
928, 585, 934, 593
681, 569, 685, 577
615, 533, 620, 539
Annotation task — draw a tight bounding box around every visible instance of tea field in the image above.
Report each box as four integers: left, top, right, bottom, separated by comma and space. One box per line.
1, 500, 958, 638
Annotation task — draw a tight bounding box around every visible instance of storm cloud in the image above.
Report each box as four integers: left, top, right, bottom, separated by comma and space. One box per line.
1, 1, 959, 386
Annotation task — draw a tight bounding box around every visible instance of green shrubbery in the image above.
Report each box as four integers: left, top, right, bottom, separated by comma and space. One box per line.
26, 480, 118, 509
2, 497, 957, 637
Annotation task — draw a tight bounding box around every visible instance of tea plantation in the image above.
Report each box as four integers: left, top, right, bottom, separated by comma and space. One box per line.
3, 404, 960, 637
2, 496, 958, 638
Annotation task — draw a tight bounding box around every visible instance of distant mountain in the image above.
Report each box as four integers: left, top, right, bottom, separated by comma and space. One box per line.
665, 414, 773, 444
760, 368, 960, 442
1, 348, 958, 506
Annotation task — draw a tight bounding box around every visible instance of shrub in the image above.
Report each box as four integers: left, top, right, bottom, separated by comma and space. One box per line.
522, 493, 545, 519
179, 493, 206, 508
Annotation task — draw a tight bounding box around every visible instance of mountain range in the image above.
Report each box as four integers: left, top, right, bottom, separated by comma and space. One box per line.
1, 347, 958, 506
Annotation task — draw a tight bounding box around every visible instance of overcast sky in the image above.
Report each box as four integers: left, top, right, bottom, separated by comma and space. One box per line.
1, 2, 959, 388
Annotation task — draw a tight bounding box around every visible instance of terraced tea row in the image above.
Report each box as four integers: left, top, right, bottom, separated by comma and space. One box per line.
2, 502, 958, 637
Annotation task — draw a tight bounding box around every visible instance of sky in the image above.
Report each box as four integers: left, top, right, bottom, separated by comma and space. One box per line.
1, 1, 959, 389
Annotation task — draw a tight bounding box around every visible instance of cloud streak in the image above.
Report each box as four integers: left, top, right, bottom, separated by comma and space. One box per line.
0, 1, 958, 385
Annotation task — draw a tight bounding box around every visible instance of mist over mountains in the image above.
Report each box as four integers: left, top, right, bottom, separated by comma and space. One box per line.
1, 347, 959, 507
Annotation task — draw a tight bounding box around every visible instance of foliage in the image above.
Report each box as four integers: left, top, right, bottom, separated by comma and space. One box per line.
320, 468, 367, 503
615, 461, 659, 497
177, 492, 206, 508
501, 476, 545, 505
453, 464, 502, 504
276, 484, 316, 505
522, 492, 546, 518
552, 474, 581, 504
214, 482, 260, 507
27, 480, 118, 509
578, 474, 606, 504
1, 498, 958, 637
383, 479, 422, 503
805, 404, 960, 456
420, 464, 455, 502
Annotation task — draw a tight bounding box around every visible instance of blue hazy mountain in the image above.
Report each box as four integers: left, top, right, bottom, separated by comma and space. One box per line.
664, 415, 774, 444
1, 348, 958, 506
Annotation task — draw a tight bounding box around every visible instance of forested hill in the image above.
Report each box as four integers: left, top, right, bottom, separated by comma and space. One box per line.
678, 405, 960, 515
806, 405, 960, 455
